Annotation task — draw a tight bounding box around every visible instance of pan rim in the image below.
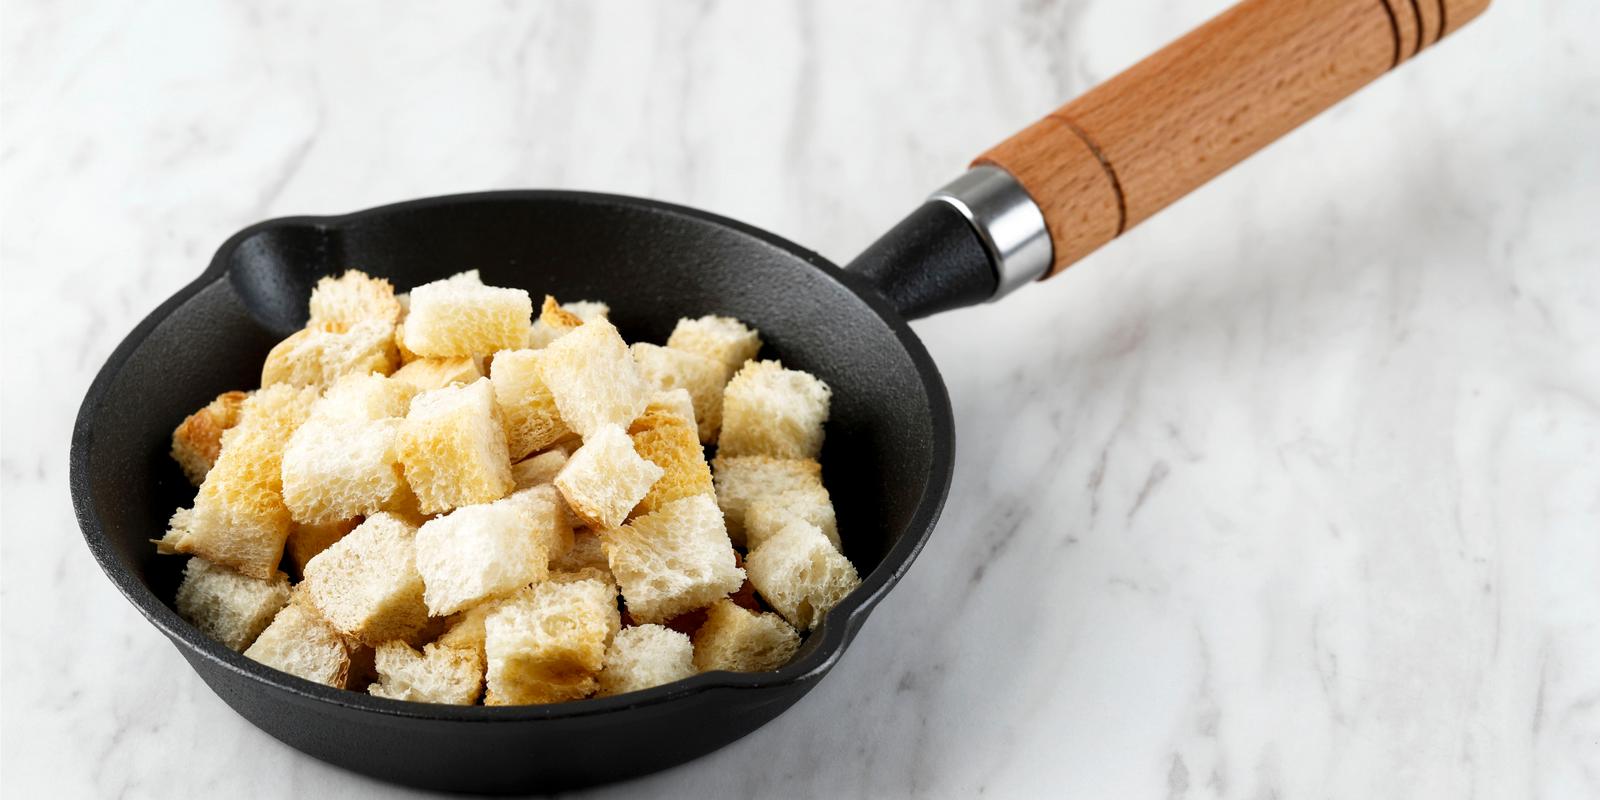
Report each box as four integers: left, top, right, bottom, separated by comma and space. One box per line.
70, 188, 956, 723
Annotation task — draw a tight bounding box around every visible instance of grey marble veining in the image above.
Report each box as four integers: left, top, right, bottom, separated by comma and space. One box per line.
4, 0, 1598, 797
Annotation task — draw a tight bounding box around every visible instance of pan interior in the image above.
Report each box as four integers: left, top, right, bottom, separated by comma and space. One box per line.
84, 192, 942, 652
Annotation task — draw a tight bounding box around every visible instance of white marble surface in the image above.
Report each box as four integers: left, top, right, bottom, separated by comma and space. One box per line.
4, 0, 1598, 797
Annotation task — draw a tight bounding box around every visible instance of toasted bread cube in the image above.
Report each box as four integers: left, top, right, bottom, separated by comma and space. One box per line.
415, 495, 551, 617
511, 449, 568, 490
390, 355, 484, 392
506, 483, 576, 561
285, 518, 361, 580
174, 557, 291, 652
394, 322, 422, 365
244, 602, 352, 687
490, 349, 572, 459
368, 641, 484, 705
307, 270, 403, 328
600, 495, 744, 625
666, 315, 762, 374
261, 318, 400, 390
433, 599, 502, 666
645, 388, 697, 426
597, 625, 694, 696
746, 485, 839, 551
299, 512, 430, 645
535, 317, 651, 439
718, 360, 831, 460
281, 374, 416, 524
396, 378, 515, 514
745, 520, 860, 631
403, 274, 533, 357
627, 411, 713, 518
691, 599, 801, 673
554, 423, 663, 529
171, 390, 251, 486
157, 384, 318, 579
710, 454, 823, 547
550, 530, 611, 576
483, 577, 617, 705
631, 343, 729, 444
562, 300, 609, 323
526, 297, 612, 349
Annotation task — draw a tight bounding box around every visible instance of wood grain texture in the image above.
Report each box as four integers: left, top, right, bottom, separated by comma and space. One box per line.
978, 0, 1492, 278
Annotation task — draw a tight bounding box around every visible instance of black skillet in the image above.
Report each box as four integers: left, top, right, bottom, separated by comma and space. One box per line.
70, 0, 1488, 792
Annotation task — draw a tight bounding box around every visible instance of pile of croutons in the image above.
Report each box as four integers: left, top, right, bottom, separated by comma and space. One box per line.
157, 270, 859, 705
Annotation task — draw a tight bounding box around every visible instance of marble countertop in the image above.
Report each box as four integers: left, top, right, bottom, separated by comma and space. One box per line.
5, 1, 1597, 797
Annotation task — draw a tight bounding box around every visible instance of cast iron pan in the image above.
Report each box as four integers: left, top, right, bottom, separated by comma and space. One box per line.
69, 0, 1488, 793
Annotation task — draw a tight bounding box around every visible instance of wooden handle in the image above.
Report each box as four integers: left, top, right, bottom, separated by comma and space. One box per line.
977, 0, 1490, 277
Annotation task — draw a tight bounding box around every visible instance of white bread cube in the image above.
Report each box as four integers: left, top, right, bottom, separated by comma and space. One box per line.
175, 557, 292, 652
307, 270, 403, 328
511, 449, 567, 490
282, 376, 416, 525
368, 641, 483, 705
483, 576, 617, 704
244, 602, 352, 687
631, 343, 728, 444
490, 349, 572, 459
627, 411, 713, 519
157, 384, 318, 579
396, 378, 515, 514
717, 360, 831, 460
597, 624, 694, 696
299, 512, 430, 645
404, 274, 533, 357
553, 423, 663, 529
261, 318, 400, 390
744, 520, 860, 631
691, 599, 800, 673
414, 495, 551, 617
285, 518, 360, 580
526, 297, 610, 349
645, 388, 696, 426
171, 390, 251, 486
535, 317, 651, 439
600, 494, 744, 625
709, 454, 823, 547
745, 485, 839, 551
390, 355, 484, 392
394, 322, 422, 365
666, 315, 762, 374
550, 530, 611, 576
562, 300, 610, 322
505, 483, 576, 561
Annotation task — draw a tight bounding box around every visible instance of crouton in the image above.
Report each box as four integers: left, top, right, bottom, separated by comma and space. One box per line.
691, 599, 800, 673
745, 485, 839, 551
414, 495, 551, 617
261, 318, 400, 390
554, 423, 663, 529
174, 557, 292, 652
631, 343, 728, 444
600, 494, 744, 625
396, 378, 515, 515
505, 483, 575, 561
483, 576, 618, 705
390, 356, 484, 392
666, 315, 762, 375
709, 454, 823, 547
157, 384, 318, 579
403, 273, 533, 357
368, 641, 483, 705
285, 518, 361, 580
244, 602, 352, 688
597, 624, 695, 696
490, 349, 572, 459
170, 390, 251, 486
511, 449, 567, 490
298, 512, 430, 646
627, 411, 713, 518
307, 270, 403, 329
717, 360, 831, 460
744, 520, 860, 631
281, 374, 416, 525
535, 317, 651, 439
549, 530, 610, 577
645, 388, 696, 427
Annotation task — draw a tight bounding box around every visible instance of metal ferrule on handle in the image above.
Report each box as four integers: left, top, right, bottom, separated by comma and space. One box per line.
927, 167, 1053, 301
